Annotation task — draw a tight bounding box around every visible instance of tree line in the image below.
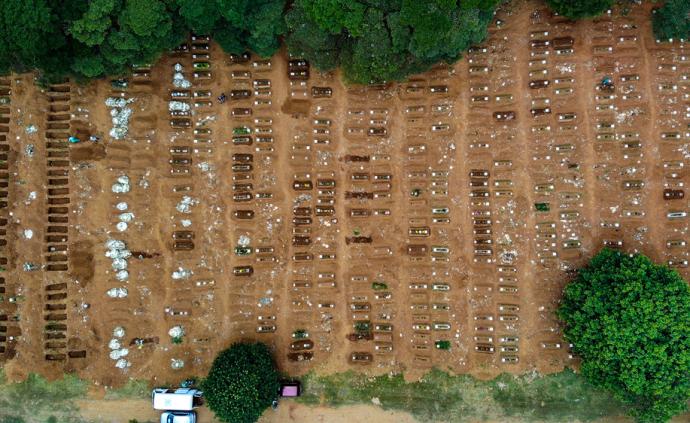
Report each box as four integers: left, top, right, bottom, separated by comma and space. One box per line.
0, 0, 286, 82
1, 0, 687, 84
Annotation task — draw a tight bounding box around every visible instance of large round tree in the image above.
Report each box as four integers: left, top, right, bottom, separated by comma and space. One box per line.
202, 342, 280, 423
559, 249, 690, 423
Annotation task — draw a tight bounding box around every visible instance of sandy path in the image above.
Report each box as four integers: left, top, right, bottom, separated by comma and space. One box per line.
76, 399, 418, 423
76, 398, 690, 423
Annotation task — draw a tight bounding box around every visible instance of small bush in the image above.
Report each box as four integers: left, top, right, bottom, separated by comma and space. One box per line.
372, 282, 388, 290
435, 340, 451, 350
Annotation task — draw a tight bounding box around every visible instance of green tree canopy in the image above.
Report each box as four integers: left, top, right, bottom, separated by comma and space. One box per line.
285, 0, 499, 84
545, 0, 614, 20
176, 0, 220, 34
74, 0, 180, 78
0, 0, 68, 75
0, 0, 681, 85
652, 0, 690, 41
202, 342, 280, 423
558, 249, 690, 423
177, 0, 286, 57
0, 0, 286, 81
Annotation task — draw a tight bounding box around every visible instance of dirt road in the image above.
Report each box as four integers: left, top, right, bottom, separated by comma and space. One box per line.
75, 398, 690, 423
77, 399, 417, 423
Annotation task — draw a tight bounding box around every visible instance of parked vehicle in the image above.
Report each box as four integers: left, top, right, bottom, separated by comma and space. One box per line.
151, 388, 203, 411
160, 411, 196, 423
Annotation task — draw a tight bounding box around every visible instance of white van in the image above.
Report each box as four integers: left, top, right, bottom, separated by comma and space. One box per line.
161, 411, 196, 423
152, 388, 203, 411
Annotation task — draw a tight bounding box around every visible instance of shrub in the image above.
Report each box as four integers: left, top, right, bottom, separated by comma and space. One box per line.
372, 282, 388, 290
435, 340, 451, 350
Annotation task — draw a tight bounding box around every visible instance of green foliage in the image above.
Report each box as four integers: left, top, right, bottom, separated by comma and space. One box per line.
176, 0, 219, 34
120, 0, 171, 38
283, 3, 340, 70
0, 0, 174, 80
652, 0, 690, 41
61, 0, 181, 80
95, 0, 179, 75
0, 0, 69, 76
0, 0, 286, 81
558, 249, 690, 423
0, 0, 683, 85
298, 368, 626, 422
545, 0, 614, 20
372, 282, 388, 290
242, 0, 286, 57
69, 0, 117, 47
178, 0, 286, 57
202, 342, 280, 423
285, 0, 499, 83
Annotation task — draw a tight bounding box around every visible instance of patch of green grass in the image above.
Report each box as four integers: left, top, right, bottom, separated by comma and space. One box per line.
489, 370, 625, 422
298, 368, 627, 422
0, 370, 87, 423
0, 366, 630, 423
299, 369, 498, 421
104, 379, 150, 400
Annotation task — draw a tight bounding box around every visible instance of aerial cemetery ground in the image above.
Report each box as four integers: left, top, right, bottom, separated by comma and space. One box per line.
0, 1, 688, 389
